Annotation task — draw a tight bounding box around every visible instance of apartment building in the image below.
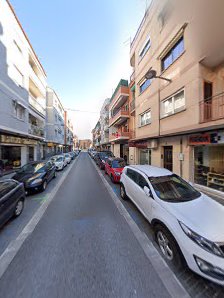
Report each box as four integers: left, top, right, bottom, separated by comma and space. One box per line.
64, 111, 74, 152
0, 0, 47, 174
79, 139, 91, 150
92, 120, 101, 149
100, 98, 111, 150
130, 0, 224, 195
46, 87, 65, 156
109, 79, 133, 163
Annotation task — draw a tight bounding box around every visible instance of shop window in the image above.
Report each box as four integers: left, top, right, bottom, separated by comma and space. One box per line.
140, 149, 151, 165
0, 146, 21, 174
161, 89, 185, 118
194, 145, 224, 192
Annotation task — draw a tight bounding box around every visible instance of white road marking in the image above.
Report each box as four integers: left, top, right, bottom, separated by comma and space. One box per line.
0, 157, 79, 279
90, 156, 190, 298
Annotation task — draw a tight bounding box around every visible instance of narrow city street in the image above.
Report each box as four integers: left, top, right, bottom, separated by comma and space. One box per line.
0, 153, 173, 298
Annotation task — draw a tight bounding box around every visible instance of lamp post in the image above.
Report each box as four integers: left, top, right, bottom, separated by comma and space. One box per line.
145, 69, 172, 82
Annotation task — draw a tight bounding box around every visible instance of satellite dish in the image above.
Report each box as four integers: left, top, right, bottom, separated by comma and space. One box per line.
145, 69, 157, 80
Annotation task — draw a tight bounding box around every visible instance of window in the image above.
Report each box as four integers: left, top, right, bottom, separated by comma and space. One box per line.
0, 181, 17, 199
161, 36, 184, 71
13, 102, 25, 121
139, 79, 151, 94
140, 110, 151, 126
126, 168, 138, 183
13, 40, 22, 55
9, 65, 24, 87
139, 36, 151, 59
161, 89, 185, 118
137, 173, 149, 189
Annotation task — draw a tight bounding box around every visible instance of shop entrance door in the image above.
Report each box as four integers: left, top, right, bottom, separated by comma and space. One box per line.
164, 146, 173, 171
120, 144, 124, 158
28, 147, 34, 162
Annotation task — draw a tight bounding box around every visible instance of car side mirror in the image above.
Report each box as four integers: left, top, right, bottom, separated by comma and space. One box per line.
144, 186, 152, 197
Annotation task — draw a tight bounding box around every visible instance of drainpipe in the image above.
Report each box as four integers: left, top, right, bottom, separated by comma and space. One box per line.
180, 137, 183, 177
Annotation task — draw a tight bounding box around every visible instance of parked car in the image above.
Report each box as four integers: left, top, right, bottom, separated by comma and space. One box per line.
120, 165, 224, 285
64, 153, 71, 164
0, 179, 25, 227
53, 155, 66, 170
105, 158, 125, 183
68, 152, 74, 160
95, 151, 114, 169
12, 161, 56, 192
91, 151, 97, 159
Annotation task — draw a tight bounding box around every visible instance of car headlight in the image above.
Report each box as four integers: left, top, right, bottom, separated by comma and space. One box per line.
114, 172, 121, 176
180, 222, 224, 257
31, 178, 43, 185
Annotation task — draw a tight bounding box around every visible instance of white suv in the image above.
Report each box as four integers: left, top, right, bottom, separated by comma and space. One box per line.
120, 165, 224, 285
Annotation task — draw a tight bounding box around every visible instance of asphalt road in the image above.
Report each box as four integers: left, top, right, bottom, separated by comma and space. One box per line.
0, 153, 172, 298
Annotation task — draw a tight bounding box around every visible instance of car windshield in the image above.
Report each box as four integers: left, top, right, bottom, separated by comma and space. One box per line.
56, 157, 63, 162
65, 154, 69, 157
18, 163, 46, 174
149, 174, 201, 202
112, 160, 125, 168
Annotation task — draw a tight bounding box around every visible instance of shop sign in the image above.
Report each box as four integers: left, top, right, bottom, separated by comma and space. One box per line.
129, 141, 148, 149
47, 142, 54, 147
0, 135, 38, 145
189, 134, 210, 145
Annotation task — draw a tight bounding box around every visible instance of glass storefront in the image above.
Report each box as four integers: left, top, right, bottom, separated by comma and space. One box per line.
140, 149, 151, 165
0, 146, 21, 174
194, 145, 224, 192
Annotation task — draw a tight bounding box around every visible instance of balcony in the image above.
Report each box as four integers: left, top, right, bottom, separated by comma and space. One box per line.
110, 79, 129, 111
109, 131, 131, 142
29, 94, 46, 117
109, 108, 130, 127
28, 123, 45, 138
199, 93, 224, 123
130, 99, 135, 115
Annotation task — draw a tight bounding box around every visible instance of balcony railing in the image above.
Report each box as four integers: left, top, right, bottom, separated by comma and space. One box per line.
29, 94, 46, 116
199, 93, 224, 123
109, 108, 129, 126
109, 130, 131, 141
29, 124, 45, 138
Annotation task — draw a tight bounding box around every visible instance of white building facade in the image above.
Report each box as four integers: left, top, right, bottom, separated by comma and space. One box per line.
0, 0, 47, 174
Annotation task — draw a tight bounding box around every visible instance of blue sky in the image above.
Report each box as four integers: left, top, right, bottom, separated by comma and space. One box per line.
10, 0, 150, 139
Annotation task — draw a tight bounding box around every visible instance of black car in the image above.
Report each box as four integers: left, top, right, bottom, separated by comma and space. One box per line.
12, 161, 56, 193
95, 151, 114, 170
0, 179, 25, 228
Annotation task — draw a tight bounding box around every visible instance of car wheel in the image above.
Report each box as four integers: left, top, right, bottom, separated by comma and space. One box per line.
154, 225, 184, 269
53, 171, 57, 178
14, 199, 24, 217
110, 174, 115, 183
120, 184, 128, 200
42, 180, 47, 192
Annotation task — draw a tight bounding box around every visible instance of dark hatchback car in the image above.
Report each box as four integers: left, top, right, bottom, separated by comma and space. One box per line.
95, 151, 114, 170
0, 179, 25, 228
13, 160, 56, 193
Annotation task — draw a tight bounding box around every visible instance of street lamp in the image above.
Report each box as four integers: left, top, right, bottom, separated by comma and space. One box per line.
145, 69, 172, 83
